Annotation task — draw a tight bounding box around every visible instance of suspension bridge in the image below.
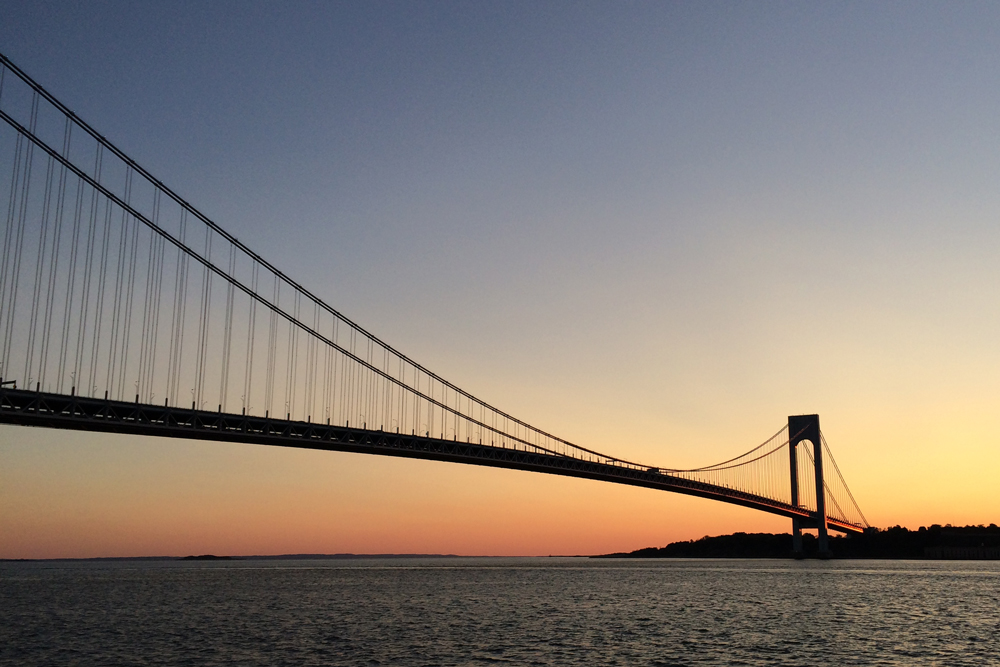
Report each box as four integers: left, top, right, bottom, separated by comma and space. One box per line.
0, 53, 868, 556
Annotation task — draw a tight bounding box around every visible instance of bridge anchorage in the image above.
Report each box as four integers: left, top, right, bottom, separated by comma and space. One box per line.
0, 52, 869, 553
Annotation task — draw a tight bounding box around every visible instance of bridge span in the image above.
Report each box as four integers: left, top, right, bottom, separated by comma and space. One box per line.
1, 386, 866, 541
0, 52, 868, 553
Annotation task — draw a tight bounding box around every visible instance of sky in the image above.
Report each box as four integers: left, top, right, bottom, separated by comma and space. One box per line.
2, 1, 999, 558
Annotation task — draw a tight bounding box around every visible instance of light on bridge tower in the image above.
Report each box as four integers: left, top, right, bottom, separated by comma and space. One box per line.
788, 414, 829, 559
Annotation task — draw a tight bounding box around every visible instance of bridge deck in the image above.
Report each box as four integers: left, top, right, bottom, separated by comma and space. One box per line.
0, 388, 863, 535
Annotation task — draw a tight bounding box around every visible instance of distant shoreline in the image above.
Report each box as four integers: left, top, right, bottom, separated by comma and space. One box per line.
596, 525, 1000, 560
1, 553, 465, 563
8, 525, 1000, 561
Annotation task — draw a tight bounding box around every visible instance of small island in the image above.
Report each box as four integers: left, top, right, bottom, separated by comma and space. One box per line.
597, 524, 1000, 559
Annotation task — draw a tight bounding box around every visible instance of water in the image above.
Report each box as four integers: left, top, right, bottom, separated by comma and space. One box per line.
2, 557, 998, 666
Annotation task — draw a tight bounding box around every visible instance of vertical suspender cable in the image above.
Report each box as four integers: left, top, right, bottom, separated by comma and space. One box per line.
166, 210, 188, 405
74, 150, 99, 396
137, 193, 158, 399
24, 132, 55, 389
193, 226, 212, 408
146, 208, 166, 401
105, 168, 131, 398
219, 241, 235, 410
242, 260, 258, 413
58, 133, 86, 392
88, 195, 112, 395
117, 205, 141, 399
39, 117, 72, 391
0, 128, 27, 379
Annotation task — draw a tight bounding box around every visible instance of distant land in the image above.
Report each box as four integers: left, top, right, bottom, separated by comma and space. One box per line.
190, 554, 463, 560
9, 527, 1000, 562
597, 525, 1000, 560
2, 554, 462, 562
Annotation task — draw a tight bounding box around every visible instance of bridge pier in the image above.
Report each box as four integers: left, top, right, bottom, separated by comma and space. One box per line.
791, 518, 804, 559
789, 429, 803, 558
788, 414, 830, 559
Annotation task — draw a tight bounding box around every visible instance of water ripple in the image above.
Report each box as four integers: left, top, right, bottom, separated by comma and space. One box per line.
2, 558, 998, 666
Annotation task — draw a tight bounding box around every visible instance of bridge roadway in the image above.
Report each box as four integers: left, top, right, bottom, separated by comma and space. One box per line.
0, 387, 863, 535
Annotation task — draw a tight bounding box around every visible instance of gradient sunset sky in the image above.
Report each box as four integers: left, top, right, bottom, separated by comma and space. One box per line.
2, 2, 999, 559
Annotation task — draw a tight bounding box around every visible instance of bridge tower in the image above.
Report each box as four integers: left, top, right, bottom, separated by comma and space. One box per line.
788, 414, 829, 558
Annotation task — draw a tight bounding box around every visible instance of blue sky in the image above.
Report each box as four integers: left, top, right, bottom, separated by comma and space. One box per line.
2, 2, 1000, 556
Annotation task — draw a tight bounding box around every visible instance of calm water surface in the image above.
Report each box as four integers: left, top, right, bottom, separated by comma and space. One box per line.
2, 557, 998, 666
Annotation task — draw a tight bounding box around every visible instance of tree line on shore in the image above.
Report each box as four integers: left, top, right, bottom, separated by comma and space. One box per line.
598, 524, 1000, 559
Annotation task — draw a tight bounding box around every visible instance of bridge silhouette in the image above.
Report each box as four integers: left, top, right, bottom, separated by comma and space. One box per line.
0, 53, 868, 555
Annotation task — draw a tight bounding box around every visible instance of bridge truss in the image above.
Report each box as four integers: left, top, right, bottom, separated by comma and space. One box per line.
0, 52, 868, 543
